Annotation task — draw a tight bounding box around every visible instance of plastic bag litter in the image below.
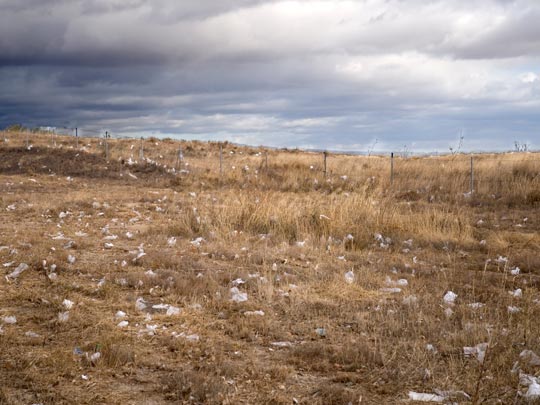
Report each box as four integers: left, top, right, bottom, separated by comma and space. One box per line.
230, 287, 248, 303
344, 270, 355, 284
443, 291, 457, 305
407, 391, 445, 402
6, 263, 29, 280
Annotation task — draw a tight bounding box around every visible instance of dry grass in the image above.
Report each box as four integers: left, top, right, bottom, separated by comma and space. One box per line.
0, 130, 539, 404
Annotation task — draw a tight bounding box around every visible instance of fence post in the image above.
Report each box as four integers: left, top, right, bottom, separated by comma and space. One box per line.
75, 127, 78, 149
470, 155, 474, 194
323, 151, 327, 178
104, 132, 109, 161
265, 151, 268, 172
390, 152, 394, 185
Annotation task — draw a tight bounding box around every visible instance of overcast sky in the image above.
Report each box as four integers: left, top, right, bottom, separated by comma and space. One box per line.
1, 0, 539, 152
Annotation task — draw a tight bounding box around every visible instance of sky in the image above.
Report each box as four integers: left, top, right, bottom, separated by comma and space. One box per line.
0, 0, 539, 152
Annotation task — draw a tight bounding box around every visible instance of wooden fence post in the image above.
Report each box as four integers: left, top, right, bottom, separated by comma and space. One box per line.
470, 156, 474, 194
390, 152, 394, 185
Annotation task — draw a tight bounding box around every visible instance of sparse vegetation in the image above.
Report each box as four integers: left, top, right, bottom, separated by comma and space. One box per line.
0, 130, 539, 404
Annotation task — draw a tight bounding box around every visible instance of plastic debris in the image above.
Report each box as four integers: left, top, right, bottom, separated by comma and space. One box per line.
464, 342, 488, 363
443, 291, 457, 305
166, 306, 181, 316
407, 391, 445, 402
344, 270, 355, 284
520, 350, 540, 367
117, 320, 129, 328
6, 263, 29, 280
508, 306, 521, 314
115, 310, 127, 319
468, 302, 485, 310
25, 331, 40, 338
510, 288, 522, 298
58, 312, 70, 322
135, 297, 147, 311
62, 299, 74, 310
230, 287, 248, 303
67, 255, 76, 264
231, 278, 245, 287
379, 287, 401, 293
244, 310, 265, 316
315, 327, 326, 338
271, 341, 293, 348
2, 316, 17, 324
190, 237, 205, 247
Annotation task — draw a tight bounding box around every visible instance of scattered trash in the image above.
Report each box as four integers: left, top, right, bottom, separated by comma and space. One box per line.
271, 341, 293, 348
443, 291, 457, 305
510, 288, 522, 298
463, 342, 488, 363
426, 344, 437, 353
117, 320, 129, 328
315, 327, 326, 338
511, 267, 521, 275
6, 263, 29, 280
166, 306, 181, 316
231, 278, 245, 287
135, 297, 147, 311
190, 237, 205, 247
167, 236, 177, 246
344, 270, 355, 284
58, 312, 70, 322
508, 306, 521, 314
67, 255, 76, 264
520, 373, 540, 399
115, 310, 127, 319
379, 287, 401, 294
25, 331, 40, 338
244, 310, 265, 316
104, 242, 114, 249
520, 350, 540, 367
2, 316, 17, 324
230, 287, 248, 303
407, 391, 445, 402
62, 299, 74, 310
468, 302, 485, 310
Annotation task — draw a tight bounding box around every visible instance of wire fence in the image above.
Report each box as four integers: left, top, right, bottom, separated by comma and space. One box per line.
1, 128, 539, 198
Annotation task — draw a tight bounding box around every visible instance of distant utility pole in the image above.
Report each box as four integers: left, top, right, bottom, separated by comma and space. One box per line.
323, 151, 328, 178
75, 127, 78, 148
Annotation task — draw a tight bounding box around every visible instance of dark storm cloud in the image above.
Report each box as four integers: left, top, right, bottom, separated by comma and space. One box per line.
0, 0, 539, 151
